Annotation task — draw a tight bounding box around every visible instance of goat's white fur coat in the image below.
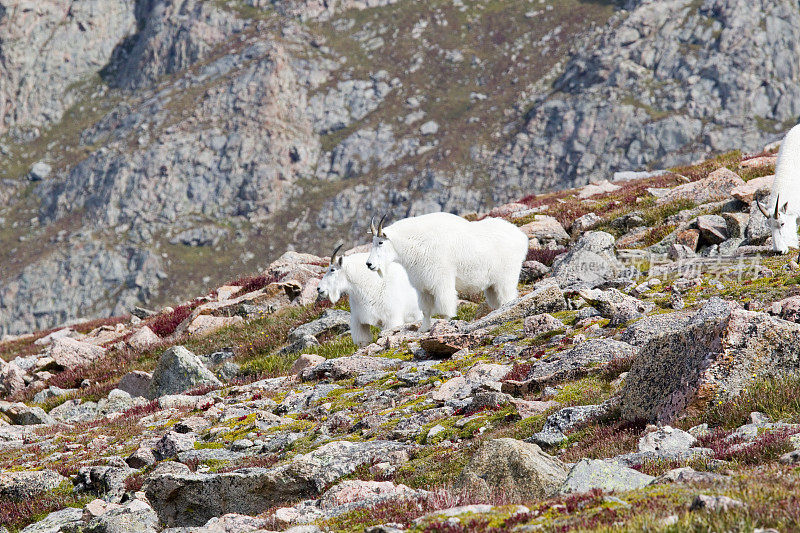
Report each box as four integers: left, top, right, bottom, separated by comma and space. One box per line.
317, 252, 422, 346
763, 123, 800, 253
367, 212, 528, 330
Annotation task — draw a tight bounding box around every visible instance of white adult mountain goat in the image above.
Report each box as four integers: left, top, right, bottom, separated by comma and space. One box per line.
317, 245, 423, 346
757, 123, 800, 254
366, 212, 528, 330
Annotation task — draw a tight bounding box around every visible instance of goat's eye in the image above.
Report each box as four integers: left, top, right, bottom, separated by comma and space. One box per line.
378, 241, 383, 246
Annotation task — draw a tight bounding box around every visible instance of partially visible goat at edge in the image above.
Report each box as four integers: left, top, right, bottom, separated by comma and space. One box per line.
757, 123, 800, 254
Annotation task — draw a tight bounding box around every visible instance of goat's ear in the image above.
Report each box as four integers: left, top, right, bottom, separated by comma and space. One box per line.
336, 256, 343, 267
781, 202, 789, 214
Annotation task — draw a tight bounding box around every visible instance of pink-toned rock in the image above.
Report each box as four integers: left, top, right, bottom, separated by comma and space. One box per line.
83, 499, 122, 520
0, 361, 26, 397
578, 179, 620, 199
730, 174, 773, 203
740, 155, 777, 169
657, 167, 745, 205
47, 337, 105, 368
324, 480, 418, 507
622, 300, 800, 423
510, 398, 560, 419
290, 354, 326, 377
524, 313, 565, 337
519, 215, 569, 246
82, 324, 129, 346
267, 250, 327, 286
216, 285, 241, 301
186, 315, 243, 337
615, 227, 650, 248
489, 202, 529, 218
675, 229, 701, 251
128, 326, 161, 350
34, 327, 79, 346
769, 295, 800, 323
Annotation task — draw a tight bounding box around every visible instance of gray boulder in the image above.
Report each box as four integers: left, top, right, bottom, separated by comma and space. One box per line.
465, 281, 566, 332
550, 232, 624, 289
29, 162, 52, 181
621, 298, 800, 423
527, 404, 608, 446
301, 355, 402, 382
85, 499, 159, 533
620, 312, 691, 346
0, 469, 66, 499
458, 438, 568, 502
19, 508, 83, 533
288, 309, 351, 343
577, 287, 654, 326
155, 431, 197, 460
527, 339, 637, 386
523, 313, 565, 338
0, 402, 55, 426
117, 371, 153, 398
638, 426, 696, 456
695, 215, 728, 245
74, 466, 133, 503
560, 459, 654, 494
690, 494, 743, 512
147, 346, 221, 399
145, 440, 407, 527
279, 334, 320, 356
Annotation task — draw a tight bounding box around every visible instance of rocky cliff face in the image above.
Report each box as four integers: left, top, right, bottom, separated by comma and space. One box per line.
492, 0, 800, 194
1, 0, 799, 335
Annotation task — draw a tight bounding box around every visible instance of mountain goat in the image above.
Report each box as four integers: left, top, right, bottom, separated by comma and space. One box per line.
317, 245, 422, 346
757, 123, 800, 254
366, 212, 528, 330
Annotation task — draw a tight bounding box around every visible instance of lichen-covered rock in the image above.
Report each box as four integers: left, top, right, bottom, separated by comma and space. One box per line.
288, 310, 351, 343
458, 439, 568, 502
0, 469, 66, 499
74, 466, 133, 504
301, 355, 402, 382
560, 459, 654, 495
465, 282, 566, 332
550, 232, 624, 290
144, 440, 407, 527
147, 346, 221, 399
577, 287, 654, 326
658, 168, 745, 206
621, 298, 800, 423
19, 507, 83, 533
527, 404, 608, 446
620, 312, 691, 346
519, 215, 570, 247
523, 313, 565, 338
47, 337, 106, 369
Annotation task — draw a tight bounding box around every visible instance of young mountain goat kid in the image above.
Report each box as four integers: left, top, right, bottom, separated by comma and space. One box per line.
366, 212, 528, 331
317, 245, 422, 346
757, 123, 800, 254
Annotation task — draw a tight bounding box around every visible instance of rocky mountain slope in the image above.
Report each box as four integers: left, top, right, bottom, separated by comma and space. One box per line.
3, 148, 800, 532
1, 0, 800, 339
